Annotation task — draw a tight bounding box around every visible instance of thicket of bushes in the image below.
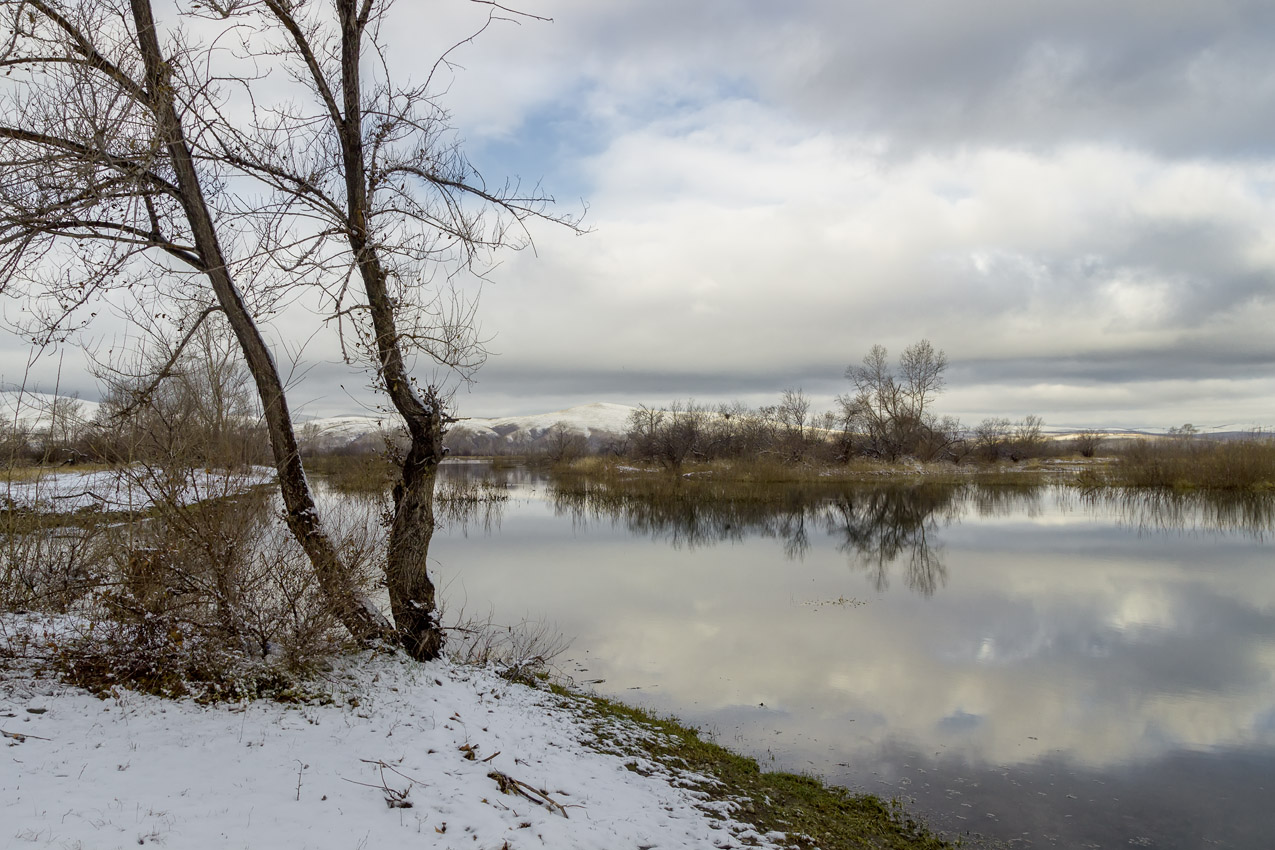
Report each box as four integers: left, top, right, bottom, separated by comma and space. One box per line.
607, 399, 1067, 468
1, 462, 380, 698
1111, 431, 1275, 490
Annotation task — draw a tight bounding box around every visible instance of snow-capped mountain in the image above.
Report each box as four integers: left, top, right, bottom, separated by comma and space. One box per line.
448, 402, 634, 450
0, 390, 101, 431
300, 402, 637, 454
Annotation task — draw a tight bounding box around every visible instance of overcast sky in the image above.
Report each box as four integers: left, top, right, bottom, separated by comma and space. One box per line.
7, 0, 1275, 431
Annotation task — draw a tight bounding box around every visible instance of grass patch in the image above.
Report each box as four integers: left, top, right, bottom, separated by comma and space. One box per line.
551, 685, 955, 849
304, 453, 397, 493
306, 455, 517, 502
0, 462, 115, 483
552, 457, 1090, 505
436, 477, 511, 504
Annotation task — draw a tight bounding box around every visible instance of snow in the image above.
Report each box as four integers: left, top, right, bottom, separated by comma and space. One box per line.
465, 403, 636, 439
0, 391, 100, 432
301, 414, 392, 443
1, 467, 275, 513
1, 618, 776, 850
298, 403, 638, 452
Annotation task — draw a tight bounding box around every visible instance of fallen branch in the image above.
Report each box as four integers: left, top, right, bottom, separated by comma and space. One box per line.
487, 770, 569, 818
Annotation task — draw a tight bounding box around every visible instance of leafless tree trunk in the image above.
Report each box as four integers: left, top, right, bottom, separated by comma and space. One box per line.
128, 0, 397, 645
204, 0, 576, 658
0, 0, 573, 659
1, 0, 387, 647
778, 387, 811, 439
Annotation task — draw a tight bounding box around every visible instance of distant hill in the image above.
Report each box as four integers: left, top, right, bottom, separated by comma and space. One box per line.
300, 402, 637, 455
447, 402, 635, 454
0, 390, 101, 431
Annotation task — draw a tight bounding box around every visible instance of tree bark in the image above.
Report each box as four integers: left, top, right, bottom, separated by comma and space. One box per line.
332, 0, 445, 660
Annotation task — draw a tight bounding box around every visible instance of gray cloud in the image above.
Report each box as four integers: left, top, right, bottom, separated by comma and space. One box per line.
448, 0, 1275, 157
756, 0, 1275, 157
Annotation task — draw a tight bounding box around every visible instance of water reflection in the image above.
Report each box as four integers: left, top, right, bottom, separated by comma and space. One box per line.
1083, 488, 1275, 538
546, 478, 1275, 600
432, 464, 1275, 849
823, 488, 960, 596
550, 481, 970, 591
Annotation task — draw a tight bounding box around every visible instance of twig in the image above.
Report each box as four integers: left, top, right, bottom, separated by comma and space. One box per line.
344, 760, 417, 808
487, 770, 568, 818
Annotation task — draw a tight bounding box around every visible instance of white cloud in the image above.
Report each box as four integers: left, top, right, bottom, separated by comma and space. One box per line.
465, 97, 1275, 425
8, 0, 1275, 427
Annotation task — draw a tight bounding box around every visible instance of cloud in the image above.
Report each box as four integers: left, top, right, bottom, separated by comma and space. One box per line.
466, 99, 1275, 424
761, 0, 1275, 157
10, 1, 1274, 428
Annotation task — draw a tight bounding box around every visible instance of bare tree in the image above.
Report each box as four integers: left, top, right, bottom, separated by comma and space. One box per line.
0, 0, 394, 646
1010, 414, 1045, 460
777, 387, 811, 438
542, 421, 587, 463
91, 317, 265, 468
1073, 428, 1104, 458
973, 417, 1012, 461
0, 0, 572, 658
839, 340, 949, 460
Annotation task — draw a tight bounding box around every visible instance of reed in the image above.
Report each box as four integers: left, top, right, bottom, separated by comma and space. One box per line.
1112, 433, 1275, 490
304, 453, 395, 493
554, 455, 1080, 493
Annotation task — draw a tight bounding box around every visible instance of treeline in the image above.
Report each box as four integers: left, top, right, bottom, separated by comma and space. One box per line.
3, 328, 268, 470
615, 398, 1061, 467
616, 341, 1069, 467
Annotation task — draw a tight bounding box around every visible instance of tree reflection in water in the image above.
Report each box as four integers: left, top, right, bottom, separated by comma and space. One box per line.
543, 472, 1275, 597
549, 479, 996, 597
823, 487, 959, 596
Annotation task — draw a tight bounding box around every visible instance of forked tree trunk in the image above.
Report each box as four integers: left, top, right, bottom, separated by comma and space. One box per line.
333, 0, 446, 659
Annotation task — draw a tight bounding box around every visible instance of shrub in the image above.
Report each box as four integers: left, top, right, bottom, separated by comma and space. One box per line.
1114, 432, 1275, 490
3, 463, 383, 698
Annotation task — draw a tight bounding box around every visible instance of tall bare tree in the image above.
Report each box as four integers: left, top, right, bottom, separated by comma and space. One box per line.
777, 387, 811, 438
839, 340, 949, 460
0, 0, 571, 658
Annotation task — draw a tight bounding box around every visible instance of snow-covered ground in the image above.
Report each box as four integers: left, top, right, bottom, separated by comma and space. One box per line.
1, 467, 274, 513
1, 618, 776, 850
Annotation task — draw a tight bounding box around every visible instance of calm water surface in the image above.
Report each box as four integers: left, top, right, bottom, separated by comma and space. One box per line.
432, 462, 1275, 849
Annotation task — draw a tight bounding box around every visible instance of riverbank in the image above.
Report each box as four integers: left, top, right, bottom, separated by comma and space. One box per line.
1, 616, 951, 850
550, 444, 1275, 492
549, 455, 1105, 497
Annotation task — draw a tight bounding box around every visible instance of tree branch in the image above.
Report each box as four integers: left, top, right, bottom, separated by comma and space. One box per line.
109, 305, 224, 420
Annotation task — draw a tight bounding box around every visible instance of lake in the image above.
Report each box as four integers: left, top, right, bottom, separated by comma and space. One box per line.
432, 461, 1275, 849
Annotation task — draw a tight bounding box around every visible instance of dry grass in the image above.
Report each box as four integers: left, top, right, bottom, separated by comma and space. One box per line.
1112, 434, 1275, 491
557, 455, 1093, 492
2, 464, 376, 699
305, 453, 396, 493
443, 611, 570, 684
0, 462, 114, 483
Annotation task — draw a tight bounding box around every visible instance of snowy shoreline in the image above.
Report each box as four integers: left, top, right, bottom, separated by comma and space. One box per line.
2, 631, 780, 850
